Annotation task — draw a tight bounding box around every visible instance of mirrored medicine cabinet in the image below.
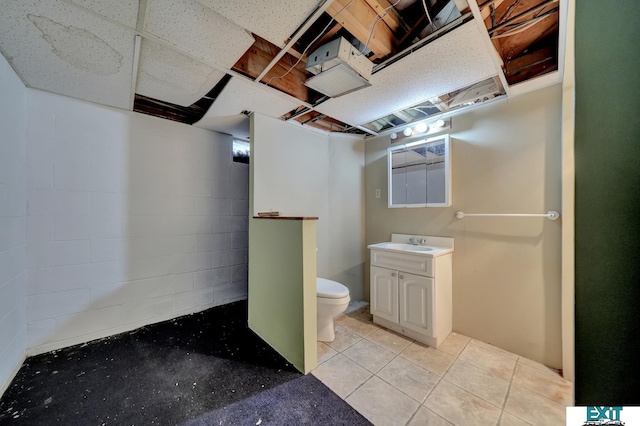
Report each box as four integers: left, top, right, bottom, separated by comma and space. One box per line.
388, 134, 451, 208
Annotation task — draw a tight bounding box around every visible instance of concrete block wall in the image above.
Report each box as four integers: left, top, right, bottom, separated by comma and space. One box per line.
25, 89, 249, 355
0, 55, 28, 392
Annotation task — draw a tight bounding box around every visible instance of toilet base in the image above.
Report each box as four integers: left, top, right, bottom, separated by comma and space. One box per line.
316, 295, 350, 343
317, 317, 336, 342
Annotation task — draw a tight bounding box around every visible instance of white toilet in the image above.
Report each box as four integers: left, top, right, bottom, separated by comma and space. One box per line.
317, 278, 350, 342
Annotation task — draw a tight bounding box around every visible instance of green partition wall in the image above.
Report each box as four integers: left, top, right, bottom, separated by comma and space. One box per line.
247, 218, 317, 373
247, 115, 317, 373
575, 0, 640, 404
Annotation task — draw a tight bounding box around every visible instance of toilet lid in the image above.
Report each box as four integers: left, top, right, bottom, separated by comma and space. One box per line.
317, 278, 349, 299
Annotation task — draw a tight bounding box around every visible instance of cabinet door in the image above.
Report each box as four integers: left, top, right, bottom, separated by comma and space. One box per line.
399, 272, 433, 335
370, 266, 398, 323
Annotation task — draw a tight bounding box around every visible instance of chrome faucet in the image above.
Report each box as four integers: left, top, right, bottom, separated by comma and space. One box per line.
409, 237, 426, 245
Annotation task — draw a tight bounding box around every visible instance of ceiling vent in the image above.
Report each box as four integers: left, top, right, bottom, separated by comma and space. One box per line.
304, 38, 373, 98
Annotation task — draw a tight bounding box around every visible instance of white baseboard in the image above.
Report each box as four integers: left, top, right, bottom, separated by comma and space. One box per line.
0, 353, 27, 399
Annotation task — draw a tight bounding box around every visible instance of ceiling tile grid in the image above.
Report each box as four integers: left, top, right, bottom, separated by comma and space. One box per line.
0, 0, 136, 109
197, 0, 323, 47
315, 21, 501, 127
136, 38, 226, 107
65, 0, 139, 28
142, 0, 255, 70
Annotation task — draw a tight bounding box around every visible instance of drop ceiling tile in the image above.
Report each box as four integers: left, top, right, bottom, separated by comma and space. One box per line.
66, 0, 139, 28
194, 115, 250, 139
197, 0, 322, 47
315, 21, 500, 126
0, 0, 136, 110
194, 76, 301, 135
136, 39, 226, 107
143, 0, 255, 69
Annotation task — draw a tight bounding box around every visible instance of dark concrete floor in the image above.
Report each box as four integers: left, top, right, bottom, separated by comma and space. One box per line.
0, 301, 370, 425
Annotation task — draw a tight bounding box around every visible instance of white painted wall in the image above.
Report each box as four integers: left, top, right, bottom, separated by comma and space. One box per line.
365, 85, 563, 367
24, 89, 249, 355
327, 134, 366, 301
0, 55, 28, 393
252, 114, 366, 300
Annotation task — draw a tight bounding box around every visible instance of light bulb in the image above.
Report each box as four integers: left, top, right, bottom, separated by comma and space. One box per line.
435, 119, 446, 128
403, 127, 413, 137
390, 132, 398, 140
415, 122, 427, 133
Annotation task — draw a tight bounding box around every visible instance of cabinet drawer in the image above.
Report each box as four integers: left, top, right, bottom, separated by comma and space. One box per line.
370, 250, 433, 277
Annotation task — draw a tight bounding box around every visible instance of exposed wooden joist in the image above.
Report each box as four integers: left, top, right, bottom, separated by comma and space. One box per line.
488, 0, 558, 34
294, 110, 349, 132
327, 0, 397, 59
504, 45, 557, 84
363, 0, 402, 32
493, 13, 558, 60
498, 0, 523, 25
479, 0, 506, 21
233, 36, 311, 102
473, 0, 560, 85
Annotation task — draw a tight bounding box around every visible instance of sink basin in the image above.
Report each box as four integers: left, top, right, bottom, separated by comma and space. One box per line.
374, 242, 433, 253
368, 235, 454, 258
407, 246, 433, 252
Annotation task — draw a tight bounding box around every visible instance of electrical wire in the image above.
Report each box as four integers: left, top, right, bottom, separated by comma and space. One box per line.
421, 0, 437, 31
266, 0, 354, 86
491, 19, 538, 39
491, 11, 554, 39
357, 0, 401, 55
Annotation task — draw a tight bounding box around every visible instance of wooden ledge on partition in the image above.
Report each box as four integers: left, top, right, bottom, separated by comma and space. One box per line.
253, 216, 318, 220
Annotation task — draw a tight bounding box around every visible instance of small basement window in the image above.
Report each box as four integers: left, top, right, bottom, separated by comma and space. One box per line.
233, 139, 250, 164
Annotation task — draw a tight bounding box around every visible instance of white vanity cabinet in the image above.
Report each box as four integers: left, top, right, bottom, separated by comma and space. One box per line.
371, 266, 434, 336
369, 235, 453, 348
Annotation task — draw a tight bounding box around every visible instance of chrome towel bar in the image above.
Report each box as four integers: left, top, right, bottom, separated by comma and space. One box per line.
455, 211, 560, 220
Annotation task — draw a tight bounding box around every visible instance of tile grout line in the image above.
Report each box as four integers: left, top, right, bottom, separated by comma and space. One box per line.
407, 335, 472, 426
323, 318, 570, 426
403, 400, 423, 426
505, 358, 570, 424
457, 340, 518, 381
339, 327, 402, 401
498, 356, 534, 426
337, 318, 426, 424
362, 328, 415, 353
373, 352, 425, 406
342, 372, 375, 401
327, 315, 558, 426
335, 316, 385, 401
463, 340, 519, 424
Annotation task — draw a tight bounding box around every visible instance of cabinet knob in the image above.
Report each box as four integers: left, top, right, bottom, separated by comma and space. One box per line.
399, 274, 404, 279
391, 272, 396, 277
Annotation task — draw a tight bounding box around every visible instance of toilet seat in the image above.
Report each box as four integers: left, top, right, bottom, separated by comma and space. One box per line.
317, 278, 349, 299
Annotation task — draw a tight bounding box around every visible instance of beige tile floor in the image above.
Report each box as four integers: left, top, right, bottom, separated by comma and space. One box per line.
312, 306, 573, 426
